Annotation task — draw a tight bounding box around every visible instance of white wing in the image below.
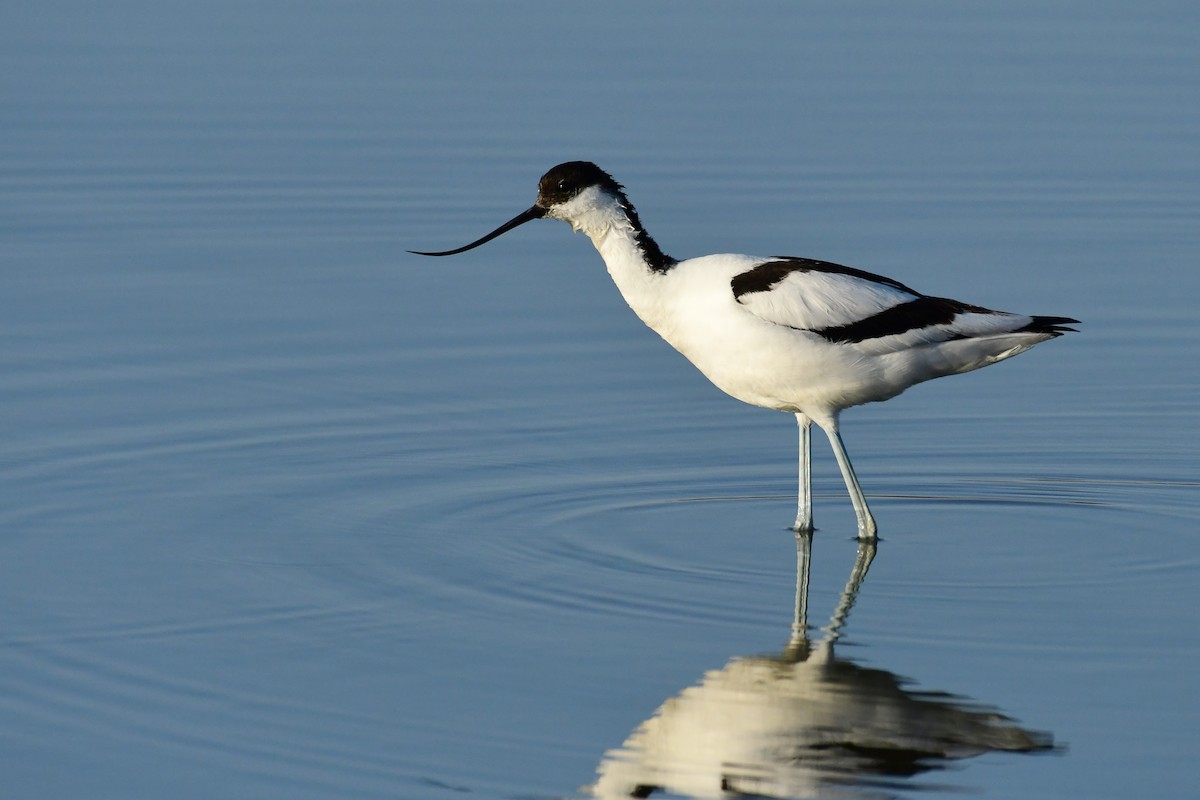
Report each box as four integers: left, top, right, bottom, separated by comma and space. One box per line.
733, 258, 921, 332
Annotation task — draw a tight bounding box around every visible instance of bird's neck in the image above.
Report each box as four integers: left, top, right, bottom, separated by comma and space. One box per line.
570, 190, 677, 328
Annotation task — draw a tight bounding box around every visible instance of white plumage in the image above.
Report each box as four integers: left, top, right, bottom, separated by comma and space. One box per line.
413, 161, 1077, 538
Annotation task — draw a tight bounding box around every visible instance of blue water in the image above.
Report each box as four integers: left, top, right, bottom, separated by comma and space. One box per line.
3, 2, 1198, 798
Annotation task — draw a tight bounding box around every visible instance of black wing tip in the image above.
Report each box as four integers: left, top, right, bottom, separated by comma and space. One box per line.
408, 249, 452, 257
1022, 315, 1081, 336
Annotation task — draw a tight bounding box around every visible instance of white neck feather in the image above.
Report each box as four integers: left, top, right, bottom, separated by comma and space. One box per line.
551, 186, 669, 328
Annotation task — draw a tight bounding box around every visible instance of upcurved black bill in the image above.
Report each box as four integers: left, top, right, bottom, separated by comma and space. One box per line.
409, 205, 546, 256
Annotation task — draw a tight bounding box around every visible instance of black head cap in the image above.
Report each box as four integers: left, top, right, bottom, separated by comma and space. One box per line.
536, 161, 625, 208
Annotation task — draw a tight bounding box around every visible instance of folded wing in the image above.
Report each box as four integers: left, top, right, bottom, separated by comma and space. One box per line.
732, 257, 1075, 355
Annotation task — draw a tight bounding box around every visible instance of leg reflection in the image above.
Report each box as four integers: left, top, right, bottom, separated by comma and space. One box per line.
786, 530, 877, 661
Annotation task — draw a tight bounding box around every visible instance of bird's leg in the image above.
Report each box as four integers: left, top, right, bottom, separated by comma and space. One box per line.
792, 413, 813, 532
819, 418, 878, 540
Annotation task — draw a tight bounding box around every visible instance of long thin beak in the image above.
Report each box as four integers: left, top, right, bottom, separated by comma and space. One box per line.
409, 205, 546, 256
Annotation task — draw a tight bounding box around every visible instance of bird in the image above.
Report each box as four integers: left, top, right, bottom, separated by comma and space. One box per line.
411, 161, 1077, 539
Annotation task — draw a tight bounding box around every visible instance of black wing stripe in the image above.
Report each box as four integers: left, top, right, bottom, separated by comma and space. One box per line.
731, 257, 919, 300
813, 296, 995, 343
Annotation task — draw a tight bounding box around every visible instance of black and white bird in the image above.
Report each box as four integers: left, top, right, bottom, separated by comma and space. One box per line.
412, 161, 1077, 539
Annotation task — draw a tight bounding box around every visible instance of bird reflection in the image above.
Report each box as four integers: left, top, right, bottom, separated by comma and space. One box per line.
588, 533, 1054, 799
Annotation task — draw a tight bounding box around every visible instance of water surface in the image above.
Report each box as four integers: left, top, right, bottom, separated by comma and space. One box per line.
2, 2, 1198, 798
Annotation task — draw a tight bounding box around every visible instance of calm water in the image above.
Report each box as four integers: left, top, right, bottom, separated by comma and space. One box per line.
3, 2, 1198, 798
